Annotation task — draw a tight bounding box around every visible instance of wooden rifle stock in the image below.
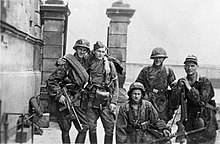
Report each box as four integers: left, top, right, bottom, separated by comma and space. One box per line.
176, 87, 187, 143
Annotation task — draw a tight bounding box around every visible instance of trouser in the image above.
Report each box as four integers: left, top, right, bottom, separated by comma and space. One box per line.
87, 107, 115, 144
56, 105, 89, 144
74, 106, 89, 143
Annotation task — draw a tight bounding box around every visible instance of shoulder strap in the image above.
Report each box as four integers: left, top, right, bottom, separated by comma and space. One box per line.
164, 65, 170, 76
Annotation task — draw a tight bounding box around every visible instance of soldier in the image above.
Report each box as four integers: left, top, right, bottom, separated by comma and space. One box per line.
56, 39, 90, 70
116, 82, 171, 144
86, 41, 119, 144
171, 55, 218, 144
46, 39, 90, 143
135, 47, 176, 123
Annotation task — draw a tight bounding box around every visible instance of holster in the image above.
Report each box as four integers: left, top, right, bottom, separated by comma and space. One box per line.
92, 88, 110, 109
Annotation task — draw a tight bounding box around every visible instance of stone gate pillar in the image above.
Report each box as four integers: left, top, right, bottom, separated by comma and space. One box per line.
106, 1, 135, 88
40, 0, 70, 113
40, 0, 70, 85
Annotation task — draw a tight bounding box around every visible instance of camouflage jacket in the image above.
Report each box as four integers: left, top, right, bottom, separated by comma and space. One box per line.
116, 100, 160, 143
136, 64, 176, 94
171, 74, 217, 142
135, 65, 176, 122
46, 55, 86, 106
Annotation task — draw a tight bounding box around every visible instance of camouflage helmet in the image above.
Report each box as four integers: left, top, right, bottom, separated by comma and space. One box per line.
127, 82, 145, 97
150, 47, 168, 59
184, 55, 198, 65
73, 39, 90, 51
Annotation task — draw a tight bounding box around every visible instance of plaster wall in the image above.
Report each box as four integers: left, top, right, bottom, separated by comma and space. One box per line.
0, 0, 42, 138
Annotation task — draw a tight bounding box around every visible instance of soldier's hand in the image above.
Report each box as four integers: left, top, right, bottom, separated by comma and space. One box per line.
58, 95, 66, 105
183, 78, 191, 90
179, 78, 191, 90
156, 119, 167, 130
109, 103, 117, 113
163, 129, 171, 137
57, 58, 66, 66
140, 121, 149, 131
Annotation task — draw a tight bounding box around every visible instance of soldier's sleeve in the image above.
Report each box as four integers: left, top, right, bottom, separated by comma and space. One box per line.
116, 105, 128, 143
46, 64, 67, 101
109, 61, 119, 105
135, 67, 151, 92
187, 77, 214, 105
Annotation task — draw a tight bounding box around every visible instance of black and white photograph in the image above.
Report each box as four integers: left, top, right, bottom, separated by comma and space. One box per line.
1, 0, 220, 143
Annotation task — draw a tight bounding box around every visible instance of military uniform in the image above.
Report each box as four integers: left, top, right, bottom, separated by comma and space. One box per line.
136, 47, 176, 123
171, 55, 217, 144
116, 82, 170, 144
86, 41, 119, 144
46, 39, 90, 144
116, 100, 159, 143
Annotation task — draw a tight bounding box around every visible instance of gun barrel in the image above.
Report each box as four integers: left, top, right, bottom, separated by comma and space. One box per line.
62, 87, 83, 131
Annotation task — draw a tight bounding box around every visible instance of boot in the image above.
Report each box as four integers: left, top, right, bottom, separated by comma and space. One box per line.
89, 132, 97, 144
75, 131, 86, 144
61, 131, 71, 144
104, 134, 113, 144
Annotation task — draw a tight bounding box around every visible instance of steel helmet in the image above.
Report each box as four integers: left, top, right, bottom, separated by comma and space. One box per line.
184, 55, 198, 65
150, 47, 168, 59
127, 82, 145, 97
73, 39, 90, 52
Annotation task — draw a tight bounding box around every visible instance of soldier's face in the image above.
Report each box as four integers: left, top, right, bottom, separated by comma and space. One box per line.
76, 47, 88, 58
131, 89, 142, 103
184, 62, 198, 76
153, 57, 165, 66
94, 47, 107, 59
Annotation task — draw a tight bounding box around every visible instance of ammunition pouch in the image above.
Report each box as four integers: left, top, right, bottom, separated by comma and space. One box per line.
92, 88, 110, 109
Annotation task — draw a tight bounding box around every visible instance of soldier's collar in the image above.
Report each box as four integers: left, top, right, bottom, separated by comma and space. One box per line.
185, 72, 200, 83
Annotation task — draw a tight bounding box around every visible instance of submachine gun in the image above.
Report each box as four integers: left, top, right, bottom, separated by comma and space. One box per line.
59, 87, 83, 131
175, 86, 187, 144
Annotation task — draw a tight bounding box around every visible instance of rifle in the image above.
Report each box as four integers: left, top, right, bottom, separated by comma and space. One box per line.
146, 127, 206, 144
59, 87, 83, 131
176, 86, 187, 143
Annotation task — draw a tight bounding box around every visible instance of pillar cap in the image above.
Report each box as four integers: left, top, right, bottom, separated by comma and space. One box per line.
112, 1, 130, 8
106, 1, 135, 19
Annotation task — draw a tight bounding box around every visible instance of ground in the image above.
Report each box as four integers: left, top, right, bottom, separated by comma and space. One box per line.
6, 119, 220, 144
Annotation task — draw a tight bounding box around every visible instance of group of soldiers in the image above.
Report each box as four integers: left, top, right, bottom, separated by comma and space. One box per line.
46, 38, 218, 144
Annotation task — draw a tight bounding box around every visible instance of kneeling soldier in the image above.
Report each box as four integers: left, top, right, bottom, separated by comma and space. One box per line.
116, 82, 171, 144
